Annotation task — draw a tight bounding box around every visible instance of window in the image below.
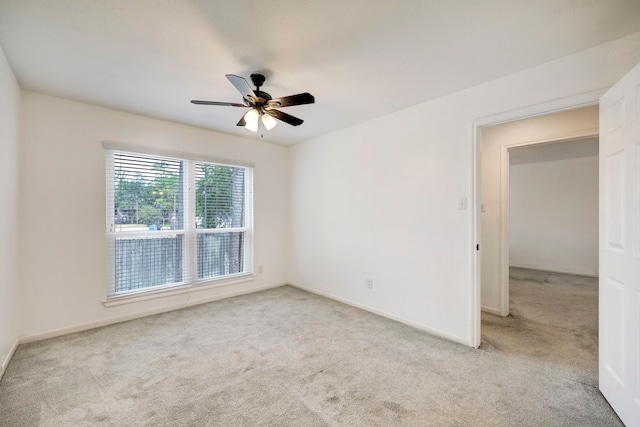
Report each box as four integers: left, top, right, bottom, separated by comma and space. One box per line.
105, 146, 253, 299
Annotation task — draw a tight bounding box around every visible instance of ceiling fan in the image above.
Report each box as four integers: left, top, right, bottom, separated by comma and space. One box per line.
191, 73, 315, 132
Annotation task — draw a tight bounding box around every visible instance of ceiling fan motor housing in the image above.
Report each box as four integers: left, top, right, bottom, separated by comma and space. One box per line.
248, 73, 271, 105
252, 92, 272, 106
250, 73, 266, 89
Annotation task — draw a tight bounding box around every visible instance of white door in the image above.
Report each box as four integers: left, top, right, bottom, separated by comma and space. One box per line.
599, 61, 640, 426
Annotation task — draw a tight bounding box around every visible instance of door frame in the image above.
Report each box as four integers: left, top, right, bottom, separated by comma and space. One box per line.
469, 89, 605, 348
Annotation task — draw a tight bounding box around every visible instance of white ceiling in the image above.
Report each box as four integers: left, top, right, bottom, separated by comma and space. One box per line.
1, 1, 640, 145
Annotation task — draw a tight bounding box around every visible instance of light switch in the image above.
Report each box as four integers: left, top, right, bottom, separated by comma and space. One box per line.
458, 197, 467, 210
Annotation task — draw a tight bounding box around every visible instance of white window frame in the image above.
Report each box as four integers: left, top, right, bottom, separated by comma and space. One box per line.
104, 142, 254, 303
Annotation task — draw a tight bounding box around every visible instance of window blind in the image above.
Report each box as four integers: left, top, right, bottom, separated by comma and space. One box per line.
106, 149, 253, 298
195, 163, 252, 280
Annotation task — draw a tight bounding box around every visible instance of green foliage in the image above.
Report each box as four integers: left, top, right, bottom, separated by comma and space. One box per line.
115, 172, 151, 210
196, 165, 234, 228
148, 162, 179, 213
114, 161, 180, 226
138, 205, 163, 226
114, 159, 242, 229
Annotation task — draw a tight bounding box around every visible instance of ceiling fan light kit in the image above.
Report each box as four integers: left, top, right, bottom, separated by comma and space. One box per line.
243, 108, 260, 132
191, 73, 315, 133
261, 112, 278, 130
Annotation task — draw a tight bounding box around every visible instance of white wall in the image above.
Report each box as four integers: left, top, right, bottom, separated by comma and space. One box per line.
9, 31, 640, 349
19, 92, 290, 339
290, 32, 640, 345
480, 107, 599, 313
0, 45, 21, 375
509, 153, 598, 276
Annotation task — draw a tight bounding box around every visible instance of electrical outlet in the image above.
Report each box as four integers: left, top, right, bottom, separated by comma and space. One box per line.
366, 278, 373, 289
257, 265, 263, 274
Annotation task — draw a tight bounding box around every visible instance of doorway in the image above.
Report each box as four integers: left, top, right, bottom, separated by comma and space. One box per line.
478, 106, 599, 318
470, 95, 602, 347
474, 106, 601, 397
468, 61, 640, 427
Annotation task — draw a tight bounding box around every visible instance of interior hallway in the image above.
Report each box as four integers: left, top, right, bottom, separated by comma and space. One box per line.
482, 267, 602, 393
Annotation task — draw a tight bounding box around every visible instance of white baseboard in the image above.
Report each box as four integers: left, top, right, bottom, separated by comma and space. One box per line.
19, 282, 286, 344
289, 282, 470, 347
481, 305, 502, 315
0, 340, 19, 382
509, 264, 598, 278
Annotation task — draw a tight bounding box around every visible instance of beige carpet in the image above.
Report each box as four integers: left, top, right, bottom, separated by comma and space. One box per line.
0, 269, 621, 426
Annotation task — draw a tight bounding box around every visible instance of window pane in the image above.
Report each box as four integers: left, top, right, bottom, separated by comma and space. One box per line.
195, 163, 245, 229
114, 152, 184, 231
197, 232, 244, 279
106, 148, 253, 299
115, 235, 183, 293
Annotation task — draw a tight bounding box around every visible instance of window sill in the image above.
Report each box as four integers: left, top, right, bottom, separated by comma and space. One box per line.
102, 273, 256, 307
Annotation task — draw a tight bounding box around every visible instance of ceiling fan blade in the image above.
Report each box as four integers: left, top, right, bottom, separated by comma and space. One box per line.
266, 109, 304, 126
236, 115, 246, 127
191, 100, 247, 107
267, 93, 315, 108
225, 74, 257, 103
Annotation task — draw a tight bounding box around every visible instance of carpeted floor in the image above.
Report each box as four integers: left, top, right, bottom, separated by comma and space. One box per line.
0, 269, 621, 426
